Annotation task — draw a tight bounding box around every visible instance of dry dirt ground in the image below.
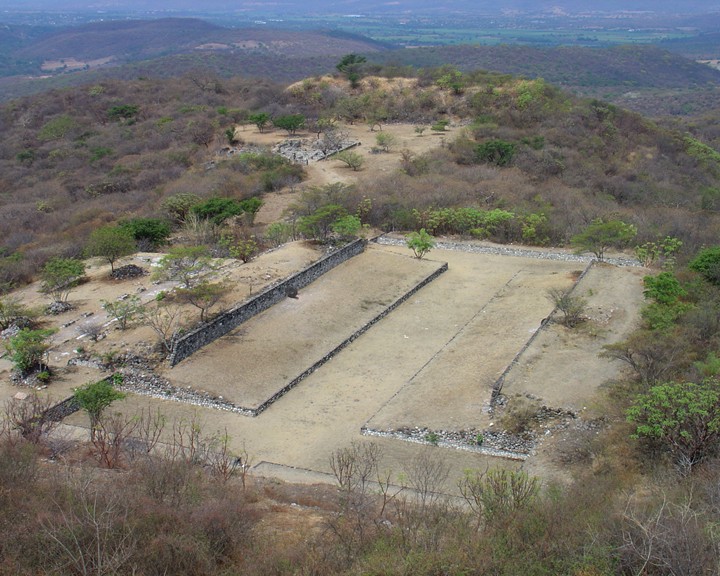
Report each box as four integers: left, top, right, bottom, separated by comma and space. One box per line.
0, 120, 647, 494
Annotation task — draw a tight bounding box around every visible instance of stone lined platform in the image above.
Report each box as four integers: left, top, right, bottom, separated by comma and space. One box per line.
166, 245, 447, 414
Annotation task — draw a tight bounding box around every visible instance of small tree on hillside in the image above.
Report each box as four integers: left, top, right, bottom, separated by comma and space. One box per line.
546, 288, 586, 328
273, 114, 306, 135
0, 296, 31, 330
298, 205, 348, 241
336, 54, 367, 88
154, 246, 215, 289
74, 377, 126, 441
571, 218, 637, 261
689, 246, 720, 285
162, 192, 201, 224
248, 112, 271, 133
86, 225, 136, 272
406, 229, 435, 259
102, 295, 144, 330
40, 257, 85, 303
335, 150, 364, 171
6, 328, 55, 375
375, 131, 398, 153
627, 378, 720, 474
176, 281, 230, 322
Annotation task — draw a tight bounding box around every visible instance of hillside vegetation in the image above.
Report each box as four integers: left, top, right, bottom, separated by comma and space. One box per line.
4, 54, 720, 576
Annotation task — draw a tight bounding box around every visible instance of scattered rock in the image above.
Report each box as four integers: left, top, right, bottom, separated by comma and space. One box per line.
46, 301, 74, 315
110, 264, 146, 280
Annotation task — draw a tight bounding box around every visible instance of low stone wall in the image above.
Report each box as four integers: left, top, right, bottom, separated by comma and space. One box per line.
168, 239, 367, 367
43, 395, 81, 422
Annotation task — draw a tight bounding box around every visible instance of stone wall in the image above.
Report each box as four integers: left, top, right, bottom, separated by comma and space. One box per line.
248, 262, 448, 416
168, 239, 367, 366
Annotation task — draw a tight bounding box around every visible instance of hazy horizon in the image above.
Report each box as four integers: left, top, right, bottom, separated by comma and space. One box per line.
3, 0, 720, 15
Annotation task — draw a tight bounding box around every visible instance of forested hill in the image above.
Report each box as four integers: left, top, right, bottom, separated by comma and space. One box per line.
371, 44, 720, 90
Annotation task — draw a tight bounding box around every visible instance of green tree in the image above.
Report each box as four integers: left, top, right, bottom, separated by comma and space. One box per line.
248, 112, 270, 133
336, 54, 367, 88
571, 218, 637, 261
86, 226, 136, 272
643, 272, 686, 305
0, 296, 31, 330
154, 246, 214, 289
40, 257, 85, 303
335, 150, 364, 171
299, 205, 348, 240
102, 295, 144, 330
221, 233, 258, 263
191, 197, 262, 225
175, 281, 229, 322
162, 192, 201, 224
273, 114, 306, 135
627, 378, 720, 473
107, 104, 139, 122
436, 68, 466, 94
74, 377, 126, 441
688, 246, 720, 285
641, 271, 692, 330
635, 236, 682, 269
6, 328, 55, 375
119, 218, 171, 249
406, 229, 435, 259
475, 139, 516, 166
375, 131, 398, 152
331, 215, 362, 239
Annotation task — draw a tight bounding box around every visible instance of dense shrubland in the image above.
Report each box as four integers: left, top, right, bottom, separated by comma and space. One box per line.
1, 68, 719, 290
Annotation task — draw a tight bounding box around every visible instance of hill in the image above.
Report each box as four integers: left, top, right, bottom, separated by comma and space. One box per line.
1, 70, 719, 289
0, 18, 385, 81
370, 44, 720, 90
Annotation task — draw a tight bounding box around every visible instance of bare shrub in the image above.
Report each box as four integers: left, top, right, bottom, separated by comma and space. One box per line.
91, 411, 139, 469
181, 211, 221, 246
39, 471, 137, 576
546, 287, 587, 328
501, 397, 541, 435
76, 320, 104, 341
458, 467, 540, 528
393, 449, 453, 554
328, 441, 385, 555
0, 439, 39, 488
618, 491, 718, 576
206, 430, 253, 488
3, 392, 58, 444
126, 405, 166, 460
141, 303, 183, 355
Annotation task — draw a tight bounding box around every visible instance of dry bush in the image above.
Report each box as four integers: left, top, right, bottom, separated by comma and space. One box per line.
617, 490, 719, 576
3, 392, 58, 444
500, 396, 541, 436
91, 411, 139, 469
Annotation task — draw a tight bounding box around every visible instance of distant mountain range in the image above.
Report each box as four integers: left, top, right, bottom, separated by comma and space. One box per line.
5, 0, 720, 15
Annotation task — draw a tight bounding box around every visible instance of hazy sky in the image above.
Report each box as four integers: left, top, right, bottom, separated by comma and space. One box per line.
3, 0, 719, 12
